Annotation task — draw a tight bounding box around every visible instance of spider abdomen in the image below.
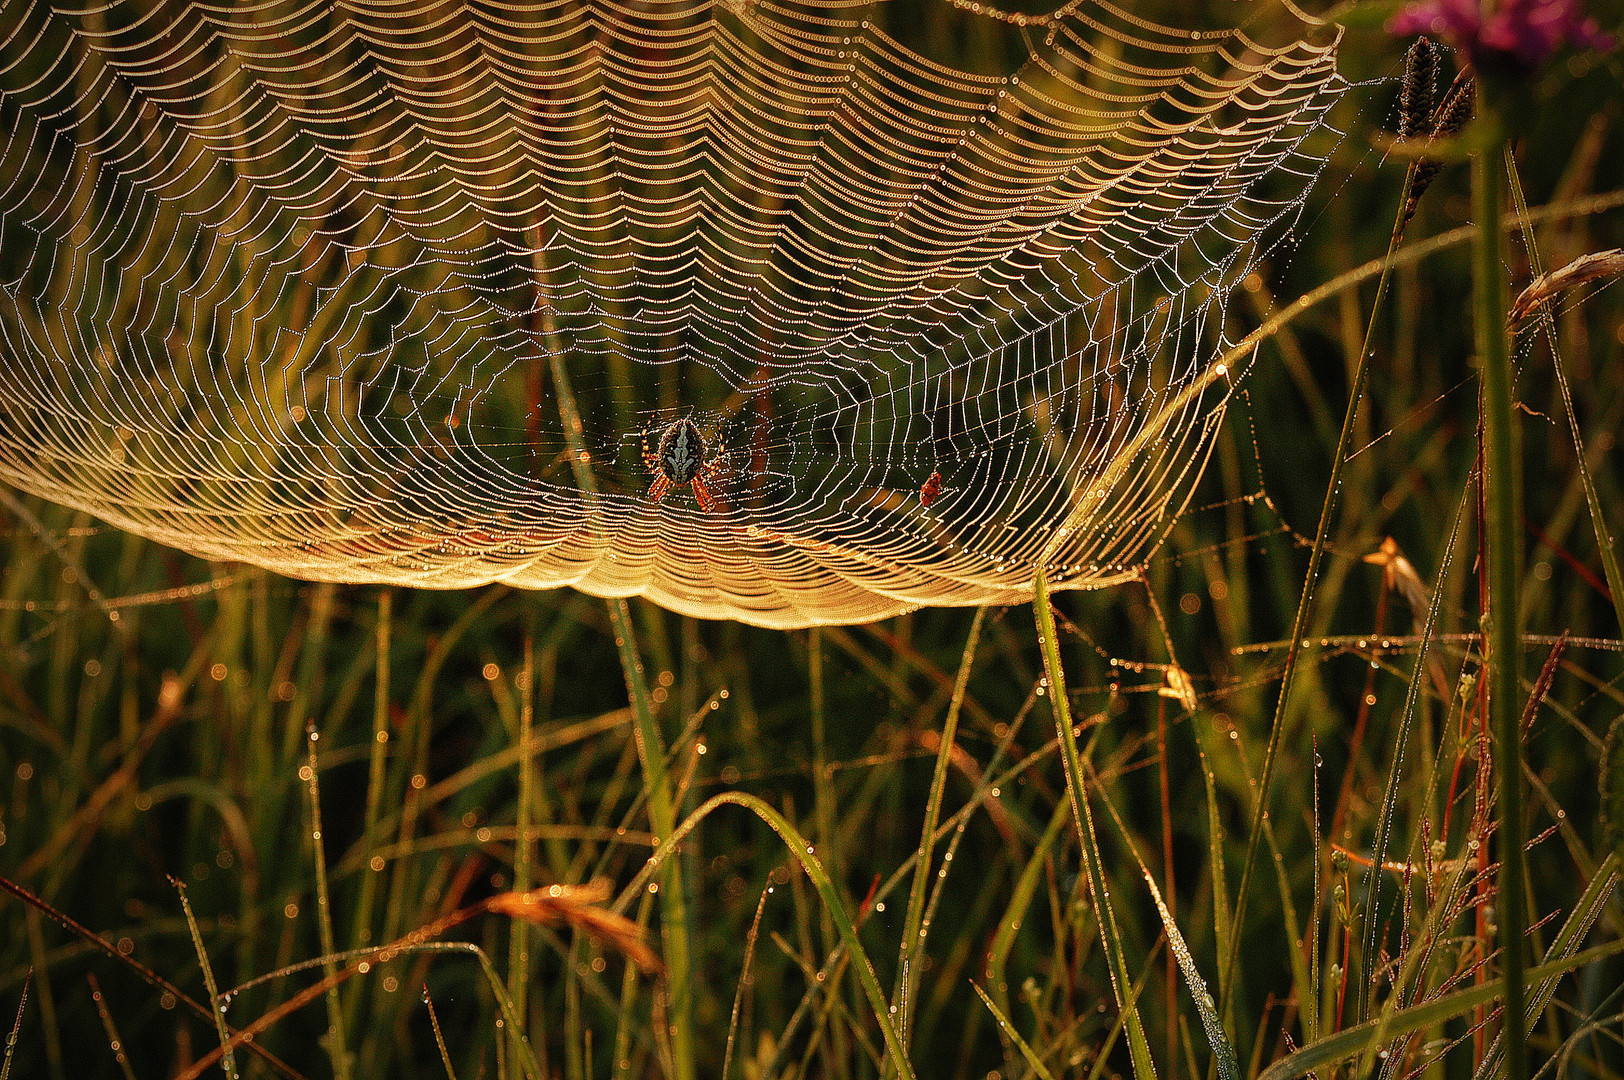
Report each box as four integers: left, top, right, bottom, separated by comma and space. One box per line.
659, 419, 703, 483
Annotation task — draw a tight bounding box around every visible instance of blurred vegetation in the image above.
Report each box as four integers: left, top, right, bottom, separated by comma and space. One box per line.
3, 2, 1624, 1079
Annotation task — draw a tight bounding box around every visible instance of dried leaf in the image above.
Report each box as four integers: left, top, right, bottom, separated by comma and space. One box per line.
1510, 248, 1624, 325
487, 883, 663, 975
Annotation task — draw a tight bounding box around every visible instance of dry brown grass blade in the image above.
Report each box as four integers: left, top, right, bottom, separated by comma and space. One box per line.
486, 883, 663, 976
1519, 632, 1569, 735
1510, 248, 1624, 325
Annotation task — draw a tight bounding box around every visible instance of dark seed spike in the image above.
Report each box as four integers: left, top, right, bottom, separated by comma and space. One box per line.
1404, 63, 1475, 225
1398, 37, 1438, 140
1430, 68, 1475, 138
1403, 161, 1444, 225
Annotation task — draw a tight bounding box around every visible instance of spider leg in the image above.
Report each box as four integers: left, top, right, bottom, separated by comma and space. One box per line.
691, 474, 716, 513
648, 474, 672, 502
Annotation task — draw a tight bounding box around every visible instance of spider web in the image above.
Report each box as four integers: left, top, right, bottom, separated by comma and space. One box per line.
0, 0, 1345, 628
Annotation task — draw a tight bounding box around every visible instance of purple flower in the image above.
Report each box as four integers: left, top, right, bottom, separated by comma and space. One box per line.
1389, 0, 1615, 69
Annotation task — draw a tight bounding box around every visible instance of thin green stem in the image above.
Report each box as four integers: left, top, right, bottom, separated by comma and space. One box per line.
1473, 105, 1526, 1080
349, 590, 392, 980
509, 614, 535, 1077
174, 879, 238, 1080
1222, 154, 1419, 1013
612, 790, 918, 1080
971, 982, 1059, 1080
1, 972, 27, 1080
607, 598, 694, 1080
305, 720, 351, 1080
423, 986, 461, 1080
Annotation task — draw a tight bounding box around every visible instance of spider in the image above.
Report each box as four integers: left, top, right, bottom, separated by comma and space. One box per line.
919, 469, 943, 507
642, 418, 725, 512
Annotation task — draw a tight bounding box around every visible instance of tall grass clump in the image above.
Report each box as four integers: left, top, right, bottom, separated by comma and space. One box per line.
2, 12, 1623, 1080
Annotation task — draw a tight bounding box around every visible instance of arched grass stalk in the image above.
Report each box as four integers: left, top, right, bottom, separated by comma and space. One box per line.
611, 790, 919, 1080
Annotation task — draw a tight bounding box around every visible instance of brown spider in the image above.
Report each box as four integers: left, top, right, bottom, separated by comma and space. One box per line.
642, 418, 725, 512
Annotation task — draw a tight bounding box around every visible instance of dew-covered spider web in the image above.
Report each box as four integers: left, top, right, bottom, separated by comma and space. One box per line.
0, 0, 1344, 627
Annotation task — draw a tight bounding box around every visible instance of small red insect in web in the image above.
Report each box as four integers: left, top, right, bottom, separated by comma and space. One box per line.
919, 469, 943, 507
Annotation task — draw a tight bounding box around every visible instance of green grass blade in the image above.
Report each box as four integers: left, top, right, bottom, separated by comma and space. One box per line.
607, 598, 694, 1080
972, 980, 1058, 1080
1035, 567, 1158, 1080
896, 607, 986, 1046
422, 986, 461, 1080
1186, 710, 1234, 1010
1090, 759, 1240, 1080
985, 798, 1070, 1021
86, 975, 139, 1080
303, 720, 351, 1080
722, 883, 773, 1080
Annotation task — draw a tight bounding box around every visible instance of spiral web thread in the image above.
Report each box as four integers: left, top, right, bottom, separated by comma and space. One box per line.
0, 0, 1344, 627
